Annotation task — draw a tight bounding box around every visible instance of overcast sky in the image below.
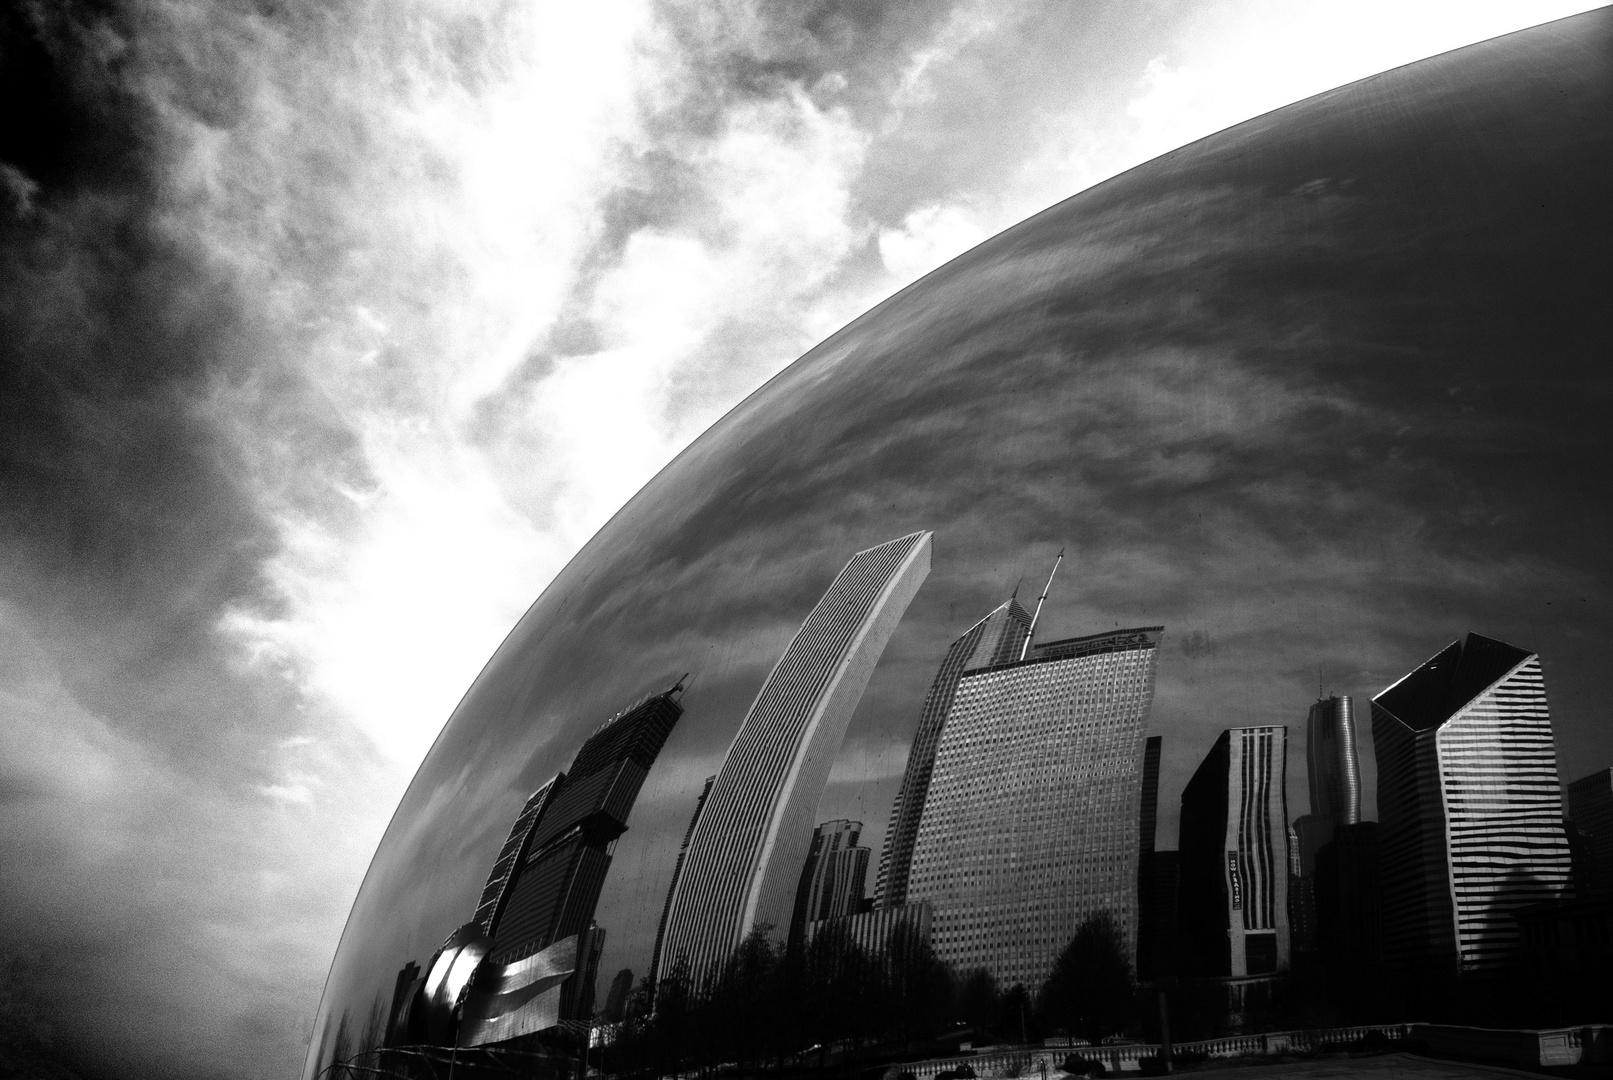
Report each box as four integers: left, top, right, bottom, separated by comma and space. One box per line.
0, 3, 1605, 1078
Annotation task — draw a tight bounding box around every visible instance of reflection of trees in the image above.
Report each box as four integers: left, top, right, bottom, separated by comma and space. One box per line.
1035, 911, 1135, 1046
602, 922, 966, 1078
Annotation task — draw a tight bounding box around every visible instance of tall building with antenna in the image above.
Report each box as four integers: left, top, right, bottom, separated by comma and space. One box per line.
875, 592, 1032, 908
903, 546, 1161, 988
654, 531, 932, 990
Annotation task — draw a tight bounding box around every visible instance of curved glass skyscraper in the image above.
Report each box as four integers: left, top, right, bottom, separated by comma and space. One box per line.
656, 532, 932, 989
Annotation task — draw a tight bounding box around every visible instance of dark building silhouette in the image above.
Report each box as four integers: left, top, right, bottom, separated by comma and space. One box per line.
1290, 695, 1362, 954
1313, 822, 1382, 997
1136, 735, 1168, 977
485, 686, 684, 966
790, 820, 870, 945
1179, 727, 1290, 978
1568, 768, 1613, 896
1138, 850, 1179, 980
1372, 634, 1570, 972
875, 594, 1032, 908
388, 684, 685, 1048
601, 968, 634, 1024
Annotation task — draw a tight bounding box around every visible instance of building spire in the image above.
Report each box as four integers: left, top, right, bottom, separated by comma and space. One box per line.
1019, 548, 1064, 661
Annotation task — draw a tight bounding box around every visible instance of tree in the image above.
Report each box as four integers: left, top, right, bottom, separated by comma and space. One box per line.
1038, 911, 1135, 1046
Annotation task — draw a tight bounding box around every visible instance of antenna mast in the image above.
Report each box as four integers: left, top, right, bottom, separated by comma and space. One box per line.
1019, 548, 1065, 661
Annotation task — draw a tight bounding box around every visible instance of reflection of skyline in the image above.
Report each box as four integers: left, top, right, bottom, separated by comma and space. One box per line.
302, 16, 1613, 1075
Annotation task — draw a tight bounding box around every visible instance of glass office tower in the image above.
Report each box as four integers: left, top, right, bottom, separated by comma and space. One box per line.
906, 627, 1161, 990
876, 595, 1032, 908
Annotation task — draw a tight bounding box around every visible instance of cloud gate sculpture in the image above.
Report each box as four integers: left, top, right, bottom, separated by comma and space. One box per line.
304, 12, 1612, 1078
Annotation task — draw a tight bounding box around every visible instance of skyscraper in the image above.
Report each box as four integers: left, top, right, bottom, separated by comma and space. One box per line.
790, 820, 870, 944
1136, 735, 1171, 978
482, 685, 685, 967
876, 595, 1032, 908
655, 531, 933, 989
393, 686, 685, 1048
906, 626, 1162, 990
1179, 727, 1291, 978
1568, 768, 1613, 895
1290, 695, 1362, 951
1372, 633, 1572, 972
650, 774, 714, 987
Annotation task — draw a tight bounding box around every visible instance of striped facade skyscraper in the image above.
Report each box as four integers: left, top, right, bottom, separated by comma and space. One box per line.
655, 531, 932, 989
875, 595, 1032, 908
906, 626, 1162, 990
1178, 726, 1291, 978
790, 819, 870, 944
1372, 633, 1572, 972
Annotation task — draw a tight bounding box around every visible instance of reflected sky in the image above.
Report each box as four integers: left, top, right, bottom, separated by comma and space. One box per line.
306, 12, 1613, 1072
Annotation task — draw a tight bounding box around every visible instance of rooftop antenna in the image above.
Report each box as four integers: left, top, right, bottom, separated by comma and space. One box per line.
1011, 577, 1024, 601
1019, 548, 1064, 661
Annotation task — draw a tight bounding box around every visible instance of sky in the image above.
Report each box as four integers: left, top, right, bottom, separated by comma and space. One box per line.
0, 2, 1607, 1078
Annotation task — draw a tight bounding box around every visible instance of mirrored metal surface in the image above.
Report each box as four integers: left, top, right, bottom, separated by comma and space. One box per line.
304, 12, 1613, 1076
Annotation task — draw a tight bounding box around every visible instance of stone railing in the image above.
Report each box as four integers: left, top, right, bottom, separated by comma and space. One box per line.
1405, 1024, 1613, 1069
891, 1023, 1411, 1077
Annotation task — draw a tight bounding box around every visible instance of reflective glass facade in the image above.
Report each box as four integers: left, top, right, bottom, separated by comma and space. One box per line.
906, 628, 1161, 990
297, 17, 1613, 1074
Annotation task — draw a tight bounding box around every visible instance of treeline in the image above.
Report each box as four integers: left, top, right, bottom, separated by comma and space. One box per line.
602, 912, 1140, 1079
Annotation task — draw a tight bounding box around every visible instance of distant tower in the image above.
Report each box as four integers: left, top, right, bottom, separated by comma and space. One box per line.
650, 774, 715, 986
1290, 695, 1362, 950
1568, 768, 1613, 895
601, 968, 634, 1024
1179, 727, 1291, 978
1372, 633, 1572, 971
907, 626, 1162, 990
656, 532, 933, 989
875, 594, 1032, 908
791, 820, 869, 944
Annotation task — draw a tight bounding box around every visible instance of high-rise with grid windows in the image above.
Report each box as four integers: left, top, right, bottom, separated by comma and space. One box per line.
655, 532, 932, 990
1372, 633, 1571, 972
876, 595, 1033, 908
905, 626, 1162, 990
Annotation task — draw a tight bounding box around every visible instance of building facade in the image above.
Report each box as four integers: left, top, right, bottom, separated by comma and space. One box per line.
1567, 768, 1613, 895
1179, 727, 1291, 978
655, 532, 933, 989
790, 819, 870, 944
1372, 633, 1572, 972
650, 774, 714, 987
876, 596, 1033, 908
906, 627, 1162, 990
1290, 694, 1363, 951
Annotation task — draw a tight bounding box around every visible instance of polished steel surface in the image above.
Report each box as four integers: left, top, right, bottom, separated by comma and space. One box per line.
303, 12, 1613, 1076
